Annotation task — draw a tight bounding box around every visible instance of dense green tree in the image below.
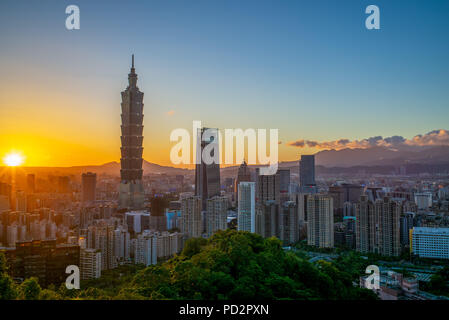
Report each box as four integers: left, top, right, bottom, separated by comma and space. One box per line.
4, 230, 378, 300
18, 277, 41, 300
126, 230, 377, 300
38, 289, 62, 300
0, 253, 17, 300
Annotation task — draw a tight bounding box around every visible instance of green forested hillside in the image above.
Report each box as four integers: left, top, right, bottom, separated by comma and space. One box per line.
0, 230, 377, 300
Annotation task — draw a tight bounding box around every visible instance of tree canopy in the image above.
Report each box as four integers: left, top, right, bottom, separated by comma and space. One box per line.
0, 230, 378, 300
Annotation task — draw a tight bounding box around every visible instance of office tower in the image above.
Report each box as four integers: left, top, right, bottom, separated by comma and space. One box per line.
238, 182, 256, 232
255, 200, 279, 238
414, 192, 432, 210
279, 201, 298, 244
195, 127, 221, 210
119, 55, 145, 210
82, 172, 96, 203
234, 160, 251, 206
307, 194, 334, 248
411, 227, 449, 260
376, 197, 401, 257
355, 195, 376, 253
206, 196, 228, 237
80, 248, 102, 280
180, 196, 202, 238
256, 169, 280, 205
26, 174, 35, 194
299, 155, 315, 187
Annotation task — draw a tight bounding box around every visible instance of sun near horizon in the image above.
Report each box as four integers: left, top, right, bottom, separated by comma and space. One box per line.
3, 152, 24, 167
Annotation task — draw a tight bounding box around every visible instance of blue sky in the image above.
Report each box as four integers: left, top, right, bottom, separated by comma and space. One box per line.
1, 0, 449, 165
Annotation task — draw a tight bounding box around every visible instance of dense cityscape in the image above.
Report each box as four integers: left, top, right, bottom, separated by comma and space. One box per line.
1, 58, 449, 301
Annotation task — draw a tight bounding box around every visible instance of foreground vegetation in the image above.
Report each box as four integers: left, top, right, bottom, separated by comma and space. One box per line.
1, 230, 377, 300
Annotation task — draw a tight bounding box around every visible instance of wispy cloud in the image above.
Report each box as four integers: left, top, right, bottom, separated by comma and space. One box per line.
287, 129, 449, 150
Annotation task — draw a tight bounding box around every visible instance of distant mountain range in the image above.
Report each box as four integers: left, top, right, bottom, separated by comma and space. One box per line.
313, 145, 449, 167
4, 145, 449, 177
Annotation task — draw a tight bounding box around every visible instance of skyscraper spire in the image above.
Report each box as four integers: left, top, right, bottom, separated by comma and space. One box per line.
128, 54, 137, 88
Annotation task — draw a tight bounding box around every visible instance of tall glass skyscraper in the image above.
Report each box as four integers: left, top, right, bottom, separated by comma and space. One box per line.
299, 155, 316, 187
195, 127, 221, 210
118, 55, 145, 210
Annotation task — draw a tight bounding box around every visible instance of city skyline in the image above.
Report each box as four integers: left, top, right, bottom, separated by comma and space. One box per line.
1, 0, 449, 167
2, 0, 449, 306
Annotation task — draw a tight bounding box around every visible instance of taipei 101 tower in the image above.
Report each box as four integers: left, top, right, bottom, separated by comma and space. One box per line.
118, 55, 145, 209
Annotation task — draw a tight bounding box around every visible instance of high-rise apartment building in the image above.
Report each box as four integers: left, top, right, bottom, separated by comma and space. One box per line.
195, 127, 221, 210
255, 200, 279, 238
86, 224, 117, 270
307, 194, 334, 248
113, 227, 131, 263
80, 248, 102, 280
180, 196, 202, 239
279, 201, 298, 244
355, 195, 376, 253
134, 230, 157, 266
355, 195, 401, 256
376, 197, 401, 257
119, 55, 145, 210
238, 182, 256, 233
206, 196, 228, 237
